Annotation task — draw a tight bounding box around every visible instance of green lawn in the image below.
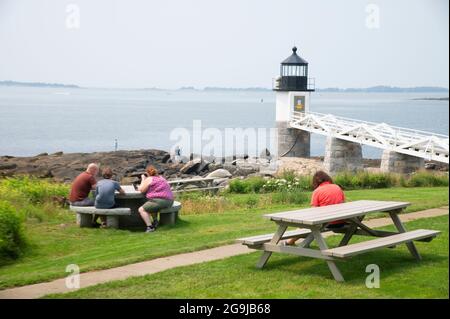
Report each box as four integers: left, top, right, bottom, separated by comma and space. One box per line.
0, 187, 448, 290
47, 215, 449, 299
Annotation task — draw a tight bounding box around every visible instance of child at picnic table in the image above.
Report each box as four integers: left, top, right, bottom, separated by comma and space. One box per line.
94, 167, 125, 227
137, 165, 174, 233
285, 170, 346, 246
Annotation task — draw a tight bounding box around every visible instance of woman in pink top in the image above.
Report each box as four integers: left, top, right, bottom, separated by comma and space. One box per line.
137, 165, 174, 233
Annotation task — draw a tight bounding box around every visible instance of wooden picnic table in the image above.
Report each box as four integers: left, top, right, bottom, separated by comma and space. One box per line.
167, 177, 221, 193
237, 200, 440, 282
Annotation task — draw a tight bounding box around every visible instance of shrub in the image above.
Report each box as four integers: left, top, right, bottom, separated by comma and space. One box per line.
0, 201, 27, 260
406, 172, 449, 187
228, 179, 248, 194
228, 177, 266, 194
334, 172, 396, 190
278, 169, 298, 183
332, 172, 354, 190
0, 177, 69, 204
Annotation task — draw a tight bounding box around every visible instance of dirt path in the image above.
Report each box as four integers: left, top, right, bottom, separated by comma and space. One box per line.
0, 207, 447, 299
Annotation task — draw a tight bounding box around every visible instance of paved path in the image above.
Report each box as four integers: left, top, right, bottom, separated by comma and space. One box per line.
0, 207, 447, 299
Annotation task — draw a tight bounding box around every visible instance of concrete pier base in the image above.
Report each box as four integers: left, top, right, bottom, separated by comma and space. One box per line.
277, 121, 310, 157
324, 137, 363, 175
380, 150, 424, 174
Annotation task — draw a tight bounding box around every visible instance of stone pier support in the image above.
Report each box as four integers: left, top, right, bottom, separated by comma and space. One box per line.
380, 150, 424, 174
276, 121, 310, 158
324, 137, 363, 175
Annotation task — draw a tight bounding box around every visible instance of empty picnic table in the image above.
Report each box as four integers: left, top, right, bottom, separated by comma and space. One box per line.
237, 200, 440, 282
168, 177, 222, 193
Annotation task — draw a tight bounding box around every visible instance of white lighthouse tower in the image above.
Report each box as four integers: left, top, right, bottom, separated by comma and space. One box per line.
273, 47, 314, 157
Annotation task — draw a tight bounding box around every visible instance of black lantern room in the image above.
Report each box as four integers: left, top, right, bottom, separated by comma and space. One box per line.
273, 47, 314, 92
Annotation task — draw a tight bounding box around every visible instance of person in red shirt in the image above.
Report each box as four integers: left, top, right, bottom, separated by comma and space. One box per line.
69, 163, 98, 206
286, 170, 346, 246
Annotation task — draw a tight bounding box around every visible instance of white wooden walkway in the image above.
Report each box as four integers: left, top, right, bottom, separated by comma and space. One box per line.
290, 111, 449, 163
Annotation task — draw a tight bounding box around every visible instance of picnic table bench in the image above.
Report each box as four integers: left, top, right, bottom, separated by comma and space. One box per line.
237, 200, 440, 282
70, 206, 131, 228
73, 185, 182, 228
168, 177, 223, 194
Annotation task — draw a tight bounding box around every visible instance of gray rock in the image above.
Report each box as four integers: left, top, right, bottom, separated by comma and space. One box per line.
234, 166, 258, 176
206, 169, 232, 179
223, 164, 237, 174
0, 163, 17, 170
196, 160, 211, 173
180, 158, 202, 174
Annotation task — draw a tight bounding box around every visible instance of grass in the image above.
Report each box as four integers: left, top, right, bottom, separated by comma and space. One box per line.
45, 215, 449, 299
0, 186, 447, 290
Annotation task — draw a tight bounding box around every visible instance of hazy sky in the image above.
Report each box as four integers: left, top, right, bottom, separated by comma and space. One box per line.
0, 0, 448, 89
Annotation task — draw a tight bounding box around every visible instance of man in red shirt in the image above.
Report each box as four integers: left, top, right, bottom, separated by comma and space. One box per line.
69, 163, 98, 206
286, 171, 346, 246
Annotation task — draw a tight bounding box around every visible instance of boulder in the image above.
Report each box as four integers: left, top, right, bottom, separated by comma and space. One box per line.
234, 165, 258, 177
223, 164, 237, 175
213, 178, 229, 187
0, 163, 17, 170
180, 158, 202, 174
207, 163, 223, 172
206, 169, 232, 179
161, 154, 171, 163
196, 160, 210, 173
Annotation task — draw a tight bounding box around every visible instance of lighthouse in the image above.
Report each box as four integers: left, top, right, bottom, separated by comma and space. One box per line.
273, 46, 314, 157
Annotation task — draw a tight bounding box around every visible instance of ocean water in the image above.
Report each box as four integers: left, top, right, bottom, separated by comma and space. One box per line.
0, 86, 448, 158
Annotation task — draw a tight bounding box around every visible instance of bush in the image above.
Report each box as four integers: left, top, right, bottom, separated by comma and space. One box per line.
0, 201, 26, 260
278, 169, 298, 183
0, 176, 69, 204
228, 177, 266, 194
334, 172, 396, 190
406, 172, 449, 187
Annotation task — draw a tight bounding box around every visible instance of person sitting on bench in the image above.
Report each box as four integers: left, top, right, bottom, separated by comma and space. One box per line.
69, 163, 98, 207
137, 165, 174, 233
285, 170, 346, 246
94, 167, 125, 228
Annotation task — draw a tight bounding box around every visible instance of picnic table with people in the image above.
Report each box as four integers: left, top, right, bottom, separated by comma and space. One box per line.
69, 163, 180, 232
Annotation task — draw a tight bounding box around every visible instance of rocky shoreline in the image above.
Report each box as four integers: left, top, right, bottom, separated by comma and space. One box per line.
0, 149, 277, 184
0, 149, 447, 185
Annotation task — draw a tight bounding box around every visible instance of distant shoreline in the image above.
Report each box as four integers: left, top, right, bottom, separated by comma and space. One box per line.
412, 97, 449, 101
0, 81, 449, 93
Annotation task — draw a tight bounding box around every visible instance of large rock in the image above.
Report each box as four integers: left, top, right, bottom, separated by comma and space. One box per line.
180, 158, 202, 174
213, 178, 229, 187
206, 169, 232, 179
0, 163, 17, 170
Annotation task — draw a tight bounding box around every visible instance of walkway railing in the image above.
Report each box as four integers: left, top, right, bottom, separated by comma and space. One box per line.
290, 111, 449, 163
